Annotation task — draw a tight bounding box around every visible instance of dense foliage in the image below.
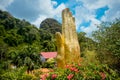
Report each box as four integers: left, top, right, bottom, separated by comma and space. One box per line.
0, 10, 61, 76
39, 18, 62, 52
46, 63, 118, 80
92, 19, 120, 74
40, 18, 61, 34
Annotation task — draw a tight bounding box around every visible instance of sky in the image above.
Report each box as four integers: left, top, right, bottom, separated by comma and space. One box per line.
0, 0, 120, 36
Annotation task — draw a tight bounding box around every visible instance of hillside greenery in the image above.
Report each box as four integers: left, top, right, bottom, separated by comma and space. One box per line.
0, 10, 61, 75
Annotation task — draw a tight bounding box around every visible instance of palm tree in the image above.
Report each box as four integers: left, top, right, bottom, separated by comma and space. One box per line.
9, 46, 42, 73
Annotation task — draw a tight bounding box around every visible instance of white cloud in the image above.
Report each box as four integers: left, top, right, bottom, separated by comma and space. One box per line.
75, 6, 97, 31
32, 0, 66, 28
32, 15, 47, 27
51, 1, 58, 6
75, 0, 120, 36
0, 0, 14, 10
101, 0, 120, 21
75, 6, 93, 23
0, 0, 66, 28
54, 3, 66, 18
77, 0, 120, 22
80, 18, 100, 36
81, 0, 107, 10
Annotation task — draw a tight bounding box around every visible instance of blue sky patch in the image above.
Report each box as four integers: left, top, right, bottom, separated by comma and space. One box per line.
95, 6, 109, 20
80, 21, 91, 27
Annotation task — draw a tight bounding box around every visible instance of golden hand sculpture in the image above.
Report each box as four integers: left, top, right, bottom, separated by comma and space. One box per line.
56, 8, 80, 68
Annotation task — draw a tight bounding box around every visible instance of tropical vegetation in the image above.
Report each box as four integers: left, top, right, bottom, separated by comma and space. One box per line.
0, 10, 120, 79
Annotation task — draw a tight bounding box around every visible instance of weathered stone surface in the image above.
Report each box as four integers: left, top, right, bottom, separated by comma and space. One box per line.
56, 8, 80, 68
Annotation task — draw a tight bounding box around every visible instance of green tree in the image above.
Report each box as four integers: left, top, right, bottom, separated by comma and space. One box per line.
17, 26, 40, 44
92, 19, 120, 72
9, 46, 42, 73
4, 30, 23, 46
77, 32, 96, 57
0, 39, 8, 61
39, 29, 56, 51
0, 25, 6, 36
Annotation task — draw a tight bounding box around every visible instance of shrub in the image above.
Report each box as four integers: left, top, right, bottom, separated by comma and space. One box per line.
22, 74, 37, 80
0, 66, 37, 80
42, 58, 56, 68
46, 63, 118, 80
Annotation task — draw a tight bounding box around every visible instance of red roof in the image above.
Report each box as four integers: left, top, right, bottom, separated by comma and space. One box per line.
41, 52, 57, 59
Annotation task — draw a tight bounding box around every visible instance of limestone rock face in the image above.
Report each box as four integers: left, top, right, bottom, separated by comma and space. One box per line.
56, 8, 80, 68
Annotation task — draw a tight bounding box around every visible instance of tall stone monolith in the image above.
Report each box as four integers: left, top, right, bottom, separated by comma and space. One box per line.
56, 8, 81, 68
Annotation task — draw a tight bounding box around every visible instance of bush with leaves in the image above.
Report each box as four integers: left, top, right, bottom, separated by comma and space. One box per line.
42, 58, 56, 68
46, 63, 118, 80
92, 19, 120, 73
7, 46, 42, 73
0, 66, 37, 80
